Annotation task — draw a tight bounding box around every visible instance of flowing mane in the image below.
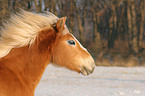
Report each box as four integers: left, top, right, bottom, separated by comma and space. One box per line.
0, 10, 59, 58
0, 10, 95, 96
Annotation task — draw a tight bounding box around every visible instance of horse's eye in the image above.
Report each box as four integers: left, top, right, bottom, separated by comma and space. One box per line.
67, 40, 75, 45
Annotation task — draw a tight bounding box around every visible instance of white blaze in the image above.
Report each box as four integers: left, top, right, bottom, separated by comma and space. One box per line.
70, 34, 89, 53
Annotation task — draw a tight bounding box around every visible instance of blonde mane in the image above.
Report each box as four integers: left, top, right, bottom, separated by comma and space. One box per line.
0, 10, 59, 58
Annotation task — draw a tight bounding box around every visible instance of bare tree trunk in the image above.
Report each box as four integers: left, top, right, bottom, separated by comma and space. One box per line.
139, 1, 145, 50
34, 0, 42, 12
108, 2, 117, 49
127, 0, 133, 50
77, 14, 84, 43
131, 0, 138, 53
39, 0, 42, 11
76, 1, 86, 43
44, 0, 49, 11
92, 9, 101, 50
69, 0, 75, 34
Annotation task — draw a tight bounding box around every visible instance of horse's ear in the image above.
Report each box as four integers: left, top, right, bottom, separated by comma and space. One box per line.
56, 17, 67, 31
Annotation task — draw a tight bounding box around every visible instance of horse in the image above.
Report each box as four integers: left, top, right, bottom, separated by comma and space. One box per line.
0, 10, 95, 96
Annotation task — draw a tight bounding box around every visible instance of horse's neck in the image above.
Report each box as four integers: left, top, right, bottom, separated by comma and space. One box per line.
1, 45, 51, 90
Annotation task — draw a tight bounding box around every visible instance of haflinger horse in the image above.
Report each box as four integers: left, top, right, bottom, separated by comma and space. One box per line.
0, 10, 95, 96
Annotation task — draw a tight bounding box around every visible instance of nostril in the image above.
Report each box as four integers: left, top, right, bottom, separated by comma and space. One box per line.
80, 66, 89, 76
83, 66, 89, 75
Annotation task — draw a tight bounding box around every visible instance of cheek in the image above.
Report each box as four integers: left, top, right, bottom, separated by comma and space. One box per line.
52, 43, 78, 64
52, 44, 81, 72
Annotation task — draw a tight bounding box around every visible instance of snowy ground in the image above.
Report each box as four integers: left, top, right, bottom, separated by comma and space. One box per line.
35, 64, 145, 96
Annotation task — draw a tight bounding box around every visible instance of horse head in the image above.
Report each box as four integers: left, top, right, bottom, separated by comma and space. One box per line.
38, 17, 95, 75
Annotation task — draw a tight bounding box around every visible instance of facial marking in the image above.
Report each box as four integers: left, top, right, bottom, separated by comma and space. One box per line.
70, 34, 88, 52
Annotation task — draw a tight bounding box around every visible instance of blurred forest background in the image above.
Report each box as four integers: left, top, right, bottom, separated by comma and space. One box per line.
0, 0, 145, 66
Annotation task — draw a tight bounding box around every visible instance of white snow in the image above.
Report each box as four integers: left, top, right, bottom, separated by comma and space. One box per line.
35, 64, 145, 96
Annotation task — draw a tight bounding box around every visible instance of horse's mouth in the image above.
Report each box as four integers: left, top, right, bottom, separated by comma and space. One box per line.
80, 65, 95, 76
